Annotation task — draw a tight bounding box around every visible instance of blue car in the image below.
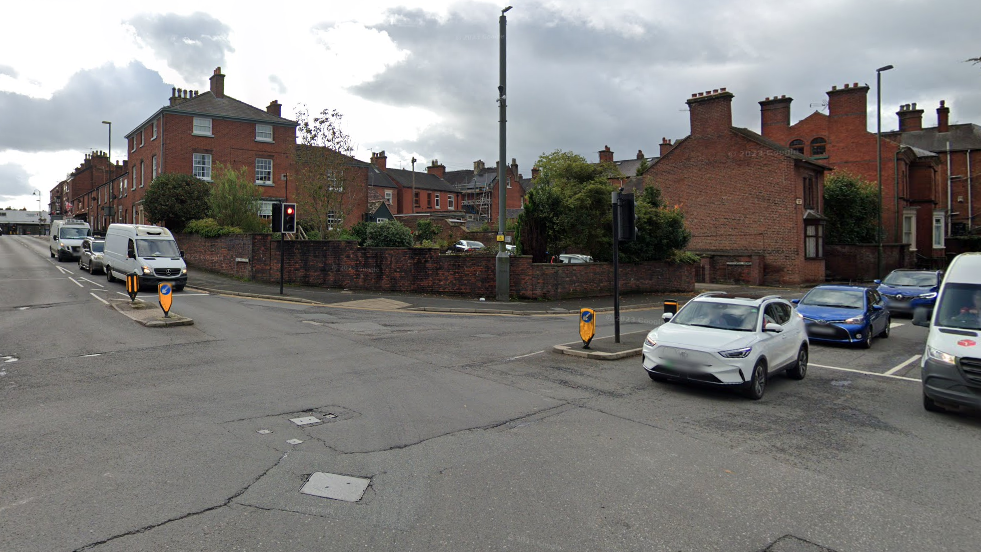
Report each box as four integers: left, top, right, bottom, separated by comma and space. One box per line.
793, 285, 890, 348
875, 269, 942, 316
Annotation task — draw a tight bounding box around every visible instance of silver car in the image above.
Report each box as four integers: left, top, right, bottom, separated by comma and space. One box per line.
78, 237, 106, 274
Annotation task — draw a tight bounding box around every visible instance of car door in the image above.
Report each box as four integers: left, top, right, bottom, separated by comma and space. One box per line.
865, 289, 882, 335
870, 289, 887, 334
762, 302, 793, 367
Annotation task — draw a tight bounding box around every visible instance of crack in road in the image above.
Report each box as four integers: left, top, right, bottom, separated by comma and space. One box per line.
72, 451, 290, 552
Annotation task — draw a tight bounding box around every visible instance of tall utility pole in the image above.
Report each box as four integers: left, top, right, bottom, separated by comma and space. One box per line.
411, 157, 417, 213
102, 120, 112, 225
875, 65, 892, 280
496, 5, 512, 302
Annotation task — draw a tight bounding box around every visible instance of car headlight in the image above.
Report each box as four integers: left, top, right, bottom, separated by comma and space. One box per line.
719, 347, 752, 358
918, 292, 937, 299
844, 316, 864, 324
927, 346, 956, 365
92, 253, 103, 259
59, 243, 69, 250
181, 268, 188, 275
644, 334, 657, 347
141, 265, 153, 275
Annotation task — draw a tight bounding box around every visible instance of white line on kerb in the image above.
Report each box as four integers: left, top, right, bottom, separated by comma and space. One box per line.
90, 293, 108, 305
506, 351, 545, 362
884, 355, 922, 376
810, 363, 919, 382
68, 277, 83, 288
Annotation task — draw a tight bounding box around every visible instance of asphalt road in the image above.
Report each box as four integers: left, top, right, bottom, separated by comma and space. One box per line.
2, 234, 980, 552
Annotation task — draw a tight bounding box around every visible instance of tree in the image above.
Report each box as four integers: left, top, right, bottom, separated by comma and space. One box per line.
142, 173, 210, 232
294, 106, 359, 238
823, 171, 879, 244
208, 162, 267, 233
635, 158, 650, 176
365, 219, 413, 247
414, 219, 441, 243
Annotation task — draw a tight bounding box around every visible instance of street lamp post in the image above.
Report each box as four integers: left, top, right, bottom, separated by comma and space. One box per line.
32, 189, 43, 234
102, 120, 112, 226
496, 5, 512, 302
875, 65, 893, 280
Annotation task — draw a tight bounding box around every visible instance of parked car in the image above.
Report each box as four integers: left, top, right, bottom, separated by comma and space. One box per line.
875, 269, 942, 316
913, 252, 981, 414
451, 240, 485, 252
793, 285, 890, 348
559, 254, 593, 263
78, 237, 106, 274
642, 292, 808, 400
49, 219, 92, 261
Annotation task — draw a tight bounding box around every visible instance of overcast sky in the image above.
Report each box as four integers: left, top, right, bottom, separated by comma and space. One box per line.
1, 0, 979, 210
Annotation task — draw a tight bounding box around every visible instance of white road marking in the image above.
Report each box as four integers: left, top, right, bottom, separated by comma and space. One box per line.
90, 293, 109, 305
81, 353, 101, 358
80, 277, 104, 287
890, 322, 904, 328
810, 363, 919, 382
67, 277, 84, 288
55, 266, 72, 275
884, 355, 922, 376
506, 350, 546, 361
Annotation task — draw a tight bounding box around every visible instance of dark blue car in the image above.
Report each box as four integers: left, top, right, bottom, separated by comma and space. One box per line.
875, 269, 942, 316
793, 285, 890, 348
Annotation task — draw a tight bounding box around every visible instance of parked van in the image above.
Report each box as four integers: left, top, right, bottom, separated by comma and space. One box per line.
914, 252, 981, 413
49, 219, 92, 261
103, 224, 187, 291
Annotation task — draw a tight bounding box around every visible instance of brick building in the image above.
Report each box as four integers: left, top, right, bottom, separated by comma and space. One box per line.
646, 88, 829, 285
759, 84, 944, 267
368, 152, 463, 216
596, 145, 658, 191
49, 151, 125, 228
442, 158, 525, 223
121, 67, 297, 225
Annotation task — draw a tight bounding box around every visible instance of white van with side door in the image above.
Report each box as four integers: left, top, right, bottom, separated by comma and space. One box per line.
103, 224, 187, 291
49, 219, 92, 261
914, 252, 981, 413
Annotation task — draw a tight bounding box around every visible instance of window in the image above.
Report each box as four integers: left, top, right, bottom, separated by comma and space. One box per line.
414, 191, 420, 208
903, 211, 916, 250
193, 117, 212, 136
256, 124, 273, 142
933, 212, 945, 248
507, 177, 512, 188
448, 194, 455, 209
327, 170, 342, 192
384, 190, 393, 204
140, 129, 144, 147
193, 153, 212, 180
805, 221, 824, 259
810, 137, 827, 156
327, 211, 340, 231
789, 139, 805, 155
152, 120, 157, 140
435, 193, 440, 209
151, 155, 157, 180
258, 201, 275, 218
138, 161, 143, 189
130, 137, 135, 152
803, 175, 817, 210
427, 192, 432, 209
255, 158, 272, 185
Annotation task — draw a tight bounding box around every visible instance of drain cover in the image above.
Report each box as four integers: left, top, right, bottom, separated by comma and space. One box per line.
300, 472, 369, 502
290, 416, 321, 426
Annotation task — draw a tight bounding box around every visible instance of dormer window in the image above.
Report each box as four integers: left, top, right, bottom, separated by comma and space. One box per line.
789, 139, 804, 155
810, 137, 827, 157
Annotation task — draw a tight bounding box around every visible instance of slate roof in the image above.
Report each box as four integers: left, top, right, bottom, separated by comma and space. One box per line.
126, 91, 297, 138
368, 165, 398, 189
384, 168, 458, 193
444, 168, 498, 192
612, 156, 659, 178
883, 124, 981, 153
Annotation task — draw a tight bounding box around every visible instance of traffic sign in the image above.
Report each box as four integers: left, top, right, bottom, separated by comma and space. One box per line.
158, 282, 173, 318
126, 273, 140, 302
579, 308, 596, 349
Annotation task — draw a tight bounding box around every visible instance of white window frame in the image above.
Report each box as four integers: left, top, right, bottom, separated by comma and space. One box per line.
130, 137, 135, 152
140, 129, 144, 147
448, 194, 454, 209
193, 117, 213, 136
151, 120, 157, 140
932, 212, 945, 249
327, 211, 340, 231
255, 158, 273, 185
193, 153, 212, 181
256, 124, 273, 142
384, 190, 393, 205
138, 161, 143, 189
902, 211, 917, 251
258, 201, 275, 218
151, 155, 157, 180
435, 193, 440, 209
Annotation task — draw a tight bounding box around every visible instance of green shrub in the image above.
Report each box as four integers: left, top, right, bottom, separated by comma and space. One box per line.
365, 220, 413, 247
184, 218, 244, 238
668, 250, 701, 264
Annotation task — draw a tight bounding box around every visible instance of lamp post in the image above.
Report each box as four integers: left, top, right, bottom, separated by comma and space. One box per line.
32, 189, 43, 234
496, 5, 512, 302
102, 120, 112, 225
411, 157, 417, 213
875, 64, 893, 280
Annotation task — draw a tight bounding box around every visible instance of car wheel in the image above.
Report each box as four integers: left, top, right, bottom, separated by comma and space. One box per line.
106, 266, 116, 283
89, 263, 96, 275
78, 258, 84, 270
648, 371, 668, 382
860, 326, 873, 349
175, 284, 185, 292
743, 360, 767, 400
50, 249, 55, 258
879, 317, 891, 338
923, 392, 945, 413
787, 345, 808, 380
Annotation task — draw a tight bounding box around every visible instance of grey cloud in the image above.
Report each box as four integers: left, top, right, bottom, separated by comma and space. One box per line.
340, 1, 981, 172
128, 12, 234, 83
0, 62, 173, 152
0, 163, 32, 202
269, 75, 287, 94
0, 65, 17, 78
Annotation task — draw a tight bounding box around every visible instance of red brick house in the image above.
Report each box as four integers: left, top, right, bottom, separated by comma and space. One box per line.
368, 152, 463, 217
50, 151, 125, 231
645, 88, 830, 285
442, 158, 525, 223
759, 84, 943, 267
597, 145, 658, 191
121, 67, 297, 225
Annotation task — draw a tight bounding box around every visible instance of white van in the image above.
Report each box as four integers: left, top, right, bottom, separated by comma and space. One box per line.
49, 219, 92, 261
914, 252, 981, 413
103, 224, 187, 291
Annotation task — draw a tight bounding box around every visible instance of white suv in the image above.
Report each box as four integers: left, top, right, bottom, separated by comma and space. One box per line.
642, 292, 809, 400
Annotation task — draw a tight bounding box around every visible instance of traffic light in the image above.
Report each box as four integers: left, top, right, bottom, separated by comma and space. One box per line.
271, 203, 283, 232
282, 203, 297, 234
618, 193, 637, 242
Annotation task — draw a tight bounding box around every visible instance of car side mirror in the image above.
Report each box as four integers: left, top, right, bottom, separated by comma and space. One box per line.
791, 299, 800, 305
180, 250, 185, 258
912, 308, 931, 327
872, 304, 884, 311
874, 279, 882, 285
764, 322, 784, 333
662, 312, 674, 322
127, 250, 136, 259
52, 235, 57, 240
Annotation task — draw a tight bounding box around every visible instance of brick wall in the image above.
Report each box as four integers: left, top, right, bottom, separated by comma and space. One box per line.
178, 234, 695, 299
824, 244, 914, 281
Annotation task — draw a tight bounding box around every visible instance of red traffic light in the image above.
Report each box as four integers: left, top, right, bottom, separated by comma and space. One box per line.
285, 206, 295, 216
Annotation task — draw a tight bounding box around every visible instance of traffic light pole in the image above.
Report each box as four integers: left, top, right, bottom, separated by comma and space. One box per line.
612, 189, 621, 344
279, 220, 285, 295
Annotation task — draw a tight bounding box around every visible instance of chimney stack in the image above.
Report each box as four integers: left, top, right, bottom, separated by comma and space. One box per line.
531, 167, 540, 179
897, 102, 924, 132
636, 150, 645, 160
937, 100, 950, 133
599, 145, 614, 163
659, 137, 675, 157
266, 100, 282, 117
758, 94, 793, 139
210, 67, 225, 98
427, 159, 445, 179
371, 151, 387, 172
473, 160, 485, 174
686, 88, 734, 137
826, 83, 870, 136
510, 157, 518, 177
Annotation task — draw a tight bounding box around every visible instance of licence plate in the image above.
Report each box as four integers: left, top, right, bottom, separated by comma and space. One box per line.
808, 325, 836, 335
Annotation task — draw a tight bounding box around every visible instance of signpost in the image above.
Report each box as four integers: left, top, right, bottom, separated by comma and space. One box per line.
579, 308, 596, 349
158, 282, 173, 318
125, 273, 139, 302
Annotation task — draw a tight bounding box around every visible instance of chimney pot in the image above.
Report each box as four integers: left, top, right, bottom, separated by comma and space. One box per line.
691, 93, 697, 98
853, 82, 858, 87
912, 102, 917, 110
765, 97, 770, 101
940, 100, 946, 107
832, 85, 837, 91
712, 89, 719, 94
781, 94, 786, 99
844, 83, 850, 89
637, 149, 644, 159
721, 87, 726, 92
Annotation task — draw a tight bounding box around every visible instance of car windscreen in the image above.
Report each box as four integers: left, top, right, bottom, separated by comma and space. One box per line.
934, 283, 981, 331
671, 301, 759, 331
883, 271, 937, 286
136, 239, 180, 257
800, 289, 865, 309
90, 241, 105, 253
60, 227, 90, 239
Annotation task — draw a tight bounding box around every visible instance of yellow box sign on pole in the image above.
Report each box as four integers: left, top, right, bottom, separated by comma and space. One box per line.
158, 282, 173, 318
579, 308, 596, 349
125, 274, 139, 302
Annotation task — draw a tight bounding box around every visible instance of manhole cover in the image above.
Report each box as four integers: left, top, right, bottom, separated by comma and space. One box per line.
290, 416, 321, 426
300, 472, 369, 502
